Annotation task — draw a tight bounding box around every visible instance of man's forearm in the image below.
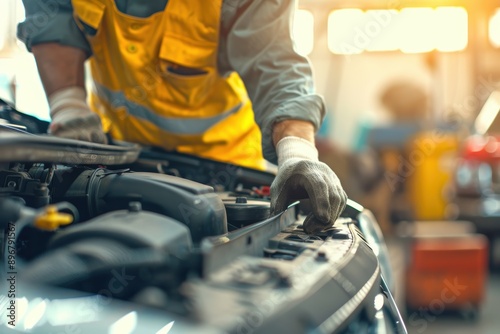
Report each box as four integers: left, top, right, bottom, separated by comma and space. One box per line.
272, 120, 316, 146
31, 43, 87, 97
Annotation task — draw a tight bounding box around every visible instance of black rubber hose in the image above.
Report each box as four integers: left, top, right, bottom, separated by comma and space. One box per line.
0, 197, 26, 228
52, 201, 80, 224
48, 168, 227, 242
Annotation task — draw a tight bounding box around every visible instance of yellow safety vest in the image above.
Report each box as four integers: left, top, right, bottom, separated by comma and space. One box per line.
71, 0, 265, 170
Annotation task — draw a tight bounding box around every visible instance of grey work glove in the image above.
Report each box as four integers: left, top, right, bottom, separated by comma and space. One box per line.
48, 87, 107, 144
270, 136, 347, 234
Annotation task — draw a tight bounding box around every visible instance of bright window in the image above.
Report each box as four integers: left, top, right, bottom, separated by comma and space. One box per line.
489, 8, 500, 48
0, 1, 10, 51
328, 7, 468, 54
365, 10, 399, 52
399, 8, 435, 53
435, 7, 468, 52
293, 9, 314, 56
328, 9, 364, 55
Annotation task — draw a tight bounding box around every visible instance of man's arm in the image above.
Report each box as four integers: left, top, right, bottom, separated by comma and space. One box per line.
18, 0, 92, 54
16, 1, 104, 143
18, 1, 106, 143
221, 0, 347, 233
31, 43, 107, 142
272, 120, 315, 147
31, 43, 106, 143
220, 0, 324, 164
32, 43, 87, 97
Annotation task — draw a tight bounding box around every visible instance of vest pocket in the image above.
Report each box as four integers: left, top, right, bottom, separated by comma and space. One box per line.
158, 62, 215, 108
157, 35, 217, 108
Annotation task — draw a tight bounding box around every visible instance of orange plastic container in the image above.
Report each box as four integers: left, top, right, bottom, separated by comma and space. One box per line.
405, 235, 488, 311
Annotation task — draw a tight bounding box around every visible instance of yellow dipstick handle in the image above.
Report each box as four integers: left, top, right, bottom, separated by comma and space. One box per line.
34, 206, 73, 231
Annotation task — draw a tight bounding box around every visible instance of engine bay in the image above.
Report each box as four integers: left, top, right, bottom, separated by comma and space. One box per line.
0, 107, 405, 333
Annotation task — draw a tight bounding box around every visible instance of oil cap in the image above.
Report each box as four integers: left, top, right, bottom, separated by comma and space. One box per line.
223, 197, 270, 229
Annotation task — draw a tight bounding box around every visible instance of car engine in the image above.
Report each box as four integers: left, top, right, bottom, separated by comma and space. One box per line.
0, 100, 406, 333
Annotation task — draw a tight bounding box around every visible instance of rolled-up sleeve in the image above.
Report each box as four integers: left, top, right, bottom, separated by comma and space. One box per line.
220, 0, 326, 163
17, 0, 90, 55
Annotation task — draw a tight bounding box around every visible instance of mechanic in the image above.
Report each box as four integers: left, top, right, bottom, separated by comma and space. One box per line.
17, 0, 347, 233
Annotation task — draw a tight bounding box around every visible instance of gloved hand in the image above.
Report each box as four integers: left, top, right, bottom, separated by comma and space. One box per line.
270, 136, 347, 234
48, 86, 107, 144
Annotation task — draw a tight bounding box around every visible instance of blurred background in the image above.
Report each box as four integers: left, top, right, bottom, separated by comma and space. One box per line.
2, 0, 500, 332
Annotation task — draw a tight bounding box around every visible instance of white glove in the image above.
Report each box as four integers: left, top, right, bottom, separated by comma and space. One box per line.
48, 86, 107, 144
270, 136, 347, 234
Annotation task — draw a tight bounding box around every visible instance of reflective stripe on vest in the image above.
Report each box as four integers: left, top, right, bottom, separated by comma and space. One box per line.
95, 83, 242, 135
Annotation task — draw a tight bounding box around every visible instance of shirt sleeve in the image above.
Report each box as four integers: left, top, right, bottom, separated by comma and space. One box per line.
17, 0, 91, 55
220, 0, 326, 164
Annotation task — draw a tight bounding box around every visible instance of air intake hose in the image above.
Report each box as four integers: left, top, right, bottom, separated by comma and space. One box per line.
48, 167, 227, 243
